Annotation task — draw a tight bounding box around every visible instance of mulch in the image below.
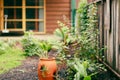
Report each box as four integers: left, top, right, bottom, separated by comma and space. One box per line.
0, 56, 39, 80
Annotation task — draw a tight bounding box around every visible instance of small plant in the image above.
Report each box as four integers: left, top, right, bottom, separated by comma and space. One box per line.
38, 41, 52, 58
74, 59, 88, 79
21, 31, 41, 56
54, 20, 81, 59
40, 65, 48, 77
54, 21, 70, 43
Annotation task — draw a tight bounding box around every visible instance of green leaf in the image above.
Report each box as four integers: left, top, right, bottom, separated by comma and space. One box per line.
84, 76, 91, 80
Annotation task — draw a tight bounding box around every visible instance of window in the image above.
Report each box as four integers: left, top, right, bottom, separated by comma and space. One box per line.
26, 0, 44, 32
3, 0, 45, 33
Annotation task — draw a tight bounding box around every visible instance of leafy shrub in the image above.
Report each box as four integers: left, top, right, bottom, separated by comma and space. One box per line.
76, 0, 101, 60
38, 40, 52, 58
54, 20, 81, 59
53, 2, 106, 79
56, 58, 106, 80
77, 0, 88, 33
21, 31, 41, 56
54, 21, 70, 42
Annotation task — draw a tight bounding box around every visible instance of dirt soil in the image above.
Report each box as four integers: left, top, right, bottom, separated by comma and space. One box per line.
0, 56, 39, 80
0, 56, 119, 80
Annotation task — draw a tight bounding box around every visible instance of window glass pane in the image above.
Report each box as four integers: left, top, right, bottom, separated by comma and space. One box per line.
39, 0, 44, 6
16, 0, 22, 6
26, 9, 35, 19
39, 9, 44, 19
39, 22, 44, 32
4, 0, 22, 6
26, 22, 36, 31
4, 8, 22, 19
7, 21, 22, 29
26, 0, 44, 6
16, 9, 22, 19
26, 8, 44, 19
26, 21, 44, 32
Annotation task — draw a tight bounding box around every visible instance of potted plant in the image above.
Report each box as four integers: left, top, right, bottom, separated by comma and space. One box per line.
37, 41, 57, 80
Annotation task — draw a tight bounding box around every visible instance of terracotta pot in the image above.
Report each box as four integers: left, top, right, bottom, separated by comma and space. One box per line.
38, 58, 57, 80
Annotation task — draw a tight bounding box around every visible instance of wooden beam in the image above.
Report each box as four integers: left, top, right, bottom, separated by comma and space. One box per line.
116, 0, 120, 72
87, 0, 102, 5
1, 0, 3, 30
44, 0, 46, 34
106, 0, 110, 65
14, 0, 17, 28
113, 0, 116, 69
22, 0, 26, 31
96, 56, 120, 78
106, 0, 110, 30
35, 0, 38, 31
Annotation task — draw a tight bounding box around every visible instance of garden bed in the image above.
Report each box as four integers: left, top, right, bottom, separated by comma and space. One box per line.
0, 56, 39, 80
0, 56, 119, 80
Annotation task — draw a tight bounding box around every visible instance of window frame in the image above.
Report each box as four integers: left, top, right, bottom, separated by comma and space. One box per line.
1, 0, 46, 34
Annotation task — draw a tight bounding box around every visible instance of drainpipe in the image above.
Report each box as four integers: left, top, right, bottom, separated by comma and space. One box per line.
71, 0, 76, 27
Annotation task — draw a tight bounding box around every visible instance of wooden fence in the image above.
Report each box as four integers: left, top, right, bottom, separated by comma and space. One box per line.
95, 0, 120, 76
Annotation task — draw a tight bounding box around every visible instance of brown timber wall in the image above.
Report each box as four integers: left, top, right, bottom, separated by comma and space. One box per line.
46, 0, 71, 34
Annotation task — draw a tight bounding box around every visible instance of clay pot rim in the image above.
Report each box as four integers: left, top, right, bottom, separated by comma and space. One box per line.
40, 58, 56, 61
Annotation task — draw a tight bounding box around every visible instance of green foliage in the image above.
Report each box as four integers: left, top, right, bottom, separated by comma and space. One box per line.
73, 58, 88, 80
84, 76, 91, 80
0, 40, 8, 55
0, 39, 18, 55
0, 46, 25, 74
21, 31, 41, 56
40, 65, 48, 77
76, 2, 99, 60
55, 60, 76, 80
76, 0, 88, 33
66, 58, 106, 80
56, 50, 106, 80
38, 41, 52, 58
54, 21, 70, 42
39, 41, 51, 53
54, 21, 81, 59
54, 2, 106, 80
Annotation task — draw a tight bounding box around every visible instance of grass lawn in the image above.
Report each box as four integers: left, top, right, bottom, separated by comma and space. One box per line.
0, 48, 25, 74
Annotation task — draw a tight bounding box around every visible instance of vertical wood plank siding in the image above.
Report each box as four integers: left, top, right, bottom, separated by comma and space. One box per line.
117, 0, 120, 73
46, 0, 71, 34
88, 0, 120, 74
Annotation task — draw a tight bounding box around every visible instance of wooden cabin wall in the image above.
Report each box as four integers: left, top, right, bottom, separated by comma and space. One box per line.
46, 0, 71, 34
